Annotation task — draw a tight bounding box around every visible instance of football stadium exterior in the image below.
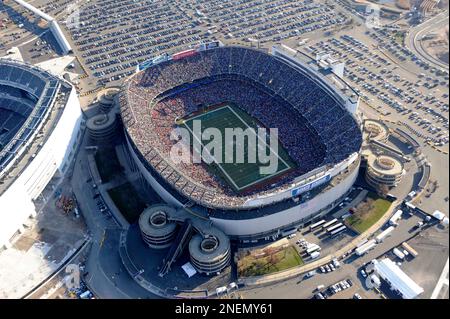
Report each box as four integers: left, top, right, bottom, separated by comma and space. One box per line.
119, 44, 362, 241
0, 59, 82, 249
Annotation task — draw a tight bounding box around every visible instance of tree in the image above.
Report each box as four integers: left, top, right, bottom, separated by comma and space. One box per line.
378, 184, 390, 198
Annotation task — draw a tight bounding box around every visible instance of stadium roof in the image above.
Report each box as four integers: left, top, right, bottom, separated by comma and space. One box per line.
373, 258, 424, 299
0, 60, 71, 195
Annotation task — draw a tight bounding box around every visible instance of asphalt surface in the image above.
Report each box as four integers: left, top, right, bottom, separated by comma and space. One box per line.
240, 209, 444, 299
406, 11, 449, 70
71, 133, 158, 299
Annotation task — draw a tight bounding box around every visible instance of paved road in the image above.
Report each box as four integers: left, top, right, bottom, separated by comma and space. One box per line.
240, 211, 436, 299
71, 136, 157, 299
406, 11, 449, 70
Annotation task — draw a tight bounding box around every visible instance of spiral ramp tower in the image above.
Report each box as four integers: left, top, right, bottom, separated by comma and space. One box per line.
365, 153, 404, 189
97, 88, 120, 113
363, 119, 389, 143
138, 205, 178, 249
188, 230, 231, 275
137, 204, 231, 276
86, 110, 118, 144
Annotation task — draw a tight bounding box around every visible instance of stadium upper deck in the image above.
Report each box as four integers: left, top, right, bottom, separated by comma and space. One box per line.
120, 45, 362, 210
0, 59, 82, 249
0, 60, 60, 177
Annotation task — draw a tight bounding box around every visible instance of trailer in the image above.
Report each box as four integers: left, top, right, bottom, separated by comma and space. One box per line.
309, 219, 326, 231
376, 226, 395, 243
321, 218, 338, 230
401, 242, 418, 258
389, 210, 403, 226
356, 238, 369, 248
355, 239, 377, 256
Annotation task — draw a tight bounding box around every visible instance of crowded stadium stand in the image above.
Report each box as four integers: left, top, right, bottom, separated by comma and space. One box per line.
120, 45, 362, 239
0, 59, 82, 249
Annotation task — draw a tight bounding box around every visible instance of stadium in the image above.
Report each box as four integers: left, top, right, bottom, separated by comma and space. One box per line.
0, 59, 82, 250
119, 44, 363, 241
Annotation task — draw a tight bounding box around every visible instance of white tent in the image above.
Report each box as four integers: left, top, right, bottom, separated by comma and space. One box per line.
373, 258, 424, 299
181, 262, 197, 278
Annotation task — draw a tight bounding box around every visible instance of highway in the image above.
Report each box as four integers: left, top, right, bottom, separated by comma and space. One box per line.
406, 11, 449, 71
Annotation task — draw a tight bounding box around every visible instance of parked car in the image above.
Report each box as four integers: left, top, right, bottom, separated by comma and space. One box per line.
314, 292, 325, 299
332, 258, 341, 268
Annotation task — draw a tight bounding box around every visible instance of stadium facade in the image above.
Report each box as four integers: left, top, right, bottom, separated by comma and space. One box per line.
0, 59, 82, 249
119, 44, 363, 241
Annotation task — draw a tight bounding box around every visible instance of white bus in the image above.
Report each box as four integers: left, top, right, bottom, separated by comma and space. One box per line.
309, 219, 326, 231
322, 218, 338, 230
329, 225, 347, 237
327, 223, 344, 233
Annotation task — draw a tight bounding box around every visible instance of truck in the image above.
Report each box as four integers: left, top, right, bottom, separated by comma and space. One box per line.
393, 247, 405, 260
375, 226, 395, 243
404, 201, 416, 215
389, 210, 403, 226
309, 251, 321, 260
407, 191, 416, 200
356, 238, 368, 248
355, 239, 377, 256
306, 243, 321, 255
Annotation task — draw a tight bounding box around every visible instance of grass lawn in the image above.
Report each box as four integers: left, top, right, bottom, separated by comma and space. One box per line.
108, 182, 147, 223
345, 192, 393, 234
94, 147, 123, 183
238, 246, 304, 277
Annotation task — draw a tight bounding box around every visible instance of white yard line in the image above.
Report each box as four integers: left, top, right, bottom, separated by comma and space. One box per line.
183, 117, 240, 190
431, 258, 449, 299
183, 105, 291, 190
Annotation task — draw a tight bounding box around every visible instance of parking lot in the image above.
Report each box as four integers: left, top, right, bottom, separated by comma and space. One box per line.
301, 34, 449, 149
51, 0, 354, 91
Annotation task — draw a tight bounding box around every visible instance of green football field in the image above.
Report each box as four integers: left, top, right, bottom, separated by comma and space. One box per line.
181, 103, 296, 192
